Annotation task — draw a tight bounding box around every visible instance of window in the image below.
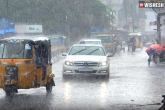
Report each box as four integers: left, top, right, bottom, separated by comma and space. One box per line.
96, 36, 114, 43
1, 43, 32, 59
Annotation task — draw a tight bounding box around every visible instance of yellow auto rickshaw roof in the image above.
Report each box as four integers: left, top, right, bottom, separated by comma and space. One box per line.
4, 36, 49, 41
0, 36, 50, 44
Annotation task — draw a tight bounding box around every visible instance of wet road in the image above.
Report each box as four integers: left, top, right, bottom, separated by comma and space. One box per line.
0, 48, 165, 110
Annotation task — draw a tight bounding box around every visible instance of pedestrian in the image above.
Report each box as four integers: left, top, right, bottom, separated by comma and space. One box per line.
116, 45, 121, 55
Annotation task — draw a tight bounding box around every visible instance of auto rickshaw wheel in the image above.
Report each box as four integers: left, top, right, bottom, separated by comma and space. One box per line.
5, 89, 14, 98
46, 80, 53, 93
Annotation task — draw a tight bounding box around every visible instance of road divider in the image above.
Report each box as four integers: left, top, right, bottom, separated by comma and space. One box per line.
51, 48, 66, 63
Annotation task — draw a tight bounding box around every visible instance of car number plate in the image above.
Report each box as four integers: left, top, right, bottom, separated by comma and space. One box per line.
79, 68, 93, 71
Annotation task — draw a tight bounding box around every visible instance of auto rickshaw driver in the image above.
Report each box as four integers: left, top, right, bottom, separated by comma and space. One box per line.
35, 44, 41, 64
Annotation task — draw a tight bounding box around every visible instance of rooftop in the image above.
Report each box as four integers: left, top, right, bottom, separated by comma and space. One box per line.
0, 36, 50, 43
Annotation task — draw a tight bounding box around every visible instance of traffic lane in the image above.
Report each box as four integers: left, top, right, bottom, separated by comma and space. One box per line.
0, 88, 51, 110
110, 49, 165, 97
49, 49, 164, 109
0, 48, 164, 110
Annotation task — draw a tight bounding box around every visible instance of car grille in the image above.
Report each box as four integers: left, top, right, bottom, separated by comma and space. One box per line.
74, 61, 98, 66
75, 70, 97, 73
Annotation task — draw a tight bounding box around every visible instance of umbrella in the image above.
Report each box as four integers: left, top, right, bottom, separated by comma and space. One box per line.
146, 44, 165, 52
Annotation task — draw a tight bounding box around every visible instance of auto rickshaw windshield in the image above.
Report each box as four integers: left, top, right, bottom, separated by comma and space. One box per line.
0, 43, 32, 59
96, 36, 113, 43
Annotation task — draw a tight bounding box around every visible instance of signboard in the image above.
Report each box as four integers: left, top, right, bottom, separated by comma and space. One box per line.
139, 0, 164, 8
0, 18, 16, 35
26, 25, 43, 33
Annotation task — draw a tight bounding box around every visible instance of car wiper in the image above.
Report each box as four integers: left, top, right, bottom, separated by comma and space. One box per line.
72, 49, 86, 55
87, 48, 100, 55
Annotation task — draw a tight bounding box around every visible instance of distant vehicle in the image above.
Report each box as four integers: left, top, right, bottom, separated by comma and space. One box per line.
62, 44, 113, 78
94, 33, 116, 55
48, 35, 66, 51
128, 32, 143, 50
78, 39, 102, 45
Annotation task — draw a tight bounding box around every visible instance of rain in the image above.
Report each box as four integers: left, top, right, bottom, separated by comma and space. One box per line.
0, 0, 165, 110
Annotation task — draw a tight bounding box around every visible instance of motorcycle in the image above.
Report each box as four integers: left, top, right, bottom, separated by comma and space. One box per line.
148, 49, 165, 66
148, 50, 160, 66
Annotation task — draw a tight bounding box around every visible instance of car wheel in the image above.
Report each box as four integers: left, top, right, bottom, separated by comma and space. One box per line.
106, 72, 110, 78
103, 71, 109, 79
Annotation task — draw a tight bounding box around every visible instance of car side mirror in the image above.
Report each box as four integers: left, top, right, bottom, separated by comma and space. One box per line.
62, 53, 67, 56
107, 53, 113, 57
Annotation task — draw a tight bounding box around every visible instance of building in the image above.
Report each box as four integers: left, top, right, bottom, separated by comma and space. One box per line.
101, 0, 123, 30
149, 5, 165, 45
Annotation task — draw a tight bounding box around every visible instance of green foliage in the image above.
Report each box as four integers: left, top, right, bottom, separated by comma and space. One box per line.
0, 0, 115, 37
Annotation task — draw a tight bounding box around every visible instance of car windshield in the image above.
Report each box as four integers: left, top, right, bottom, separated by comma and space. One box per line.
0, 43, 32, 59
96, 36, 114, 43
68, 46, 105, 56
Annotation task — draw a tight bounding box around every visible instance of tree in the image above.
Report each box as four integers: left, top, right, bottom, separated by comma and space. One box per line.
0, 0, 116, 39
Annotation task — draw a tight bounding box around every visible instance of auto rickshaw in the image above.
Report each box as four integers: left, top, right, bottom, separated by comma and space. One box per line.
0, 36, 55, 97
128, 32, 143, 50
95, 33, 116, 55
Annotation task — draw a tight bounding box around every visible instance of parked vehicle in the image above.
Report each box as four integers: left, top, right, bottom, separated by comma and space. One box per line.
0, 36, 55, 97
62, 44, 113, 78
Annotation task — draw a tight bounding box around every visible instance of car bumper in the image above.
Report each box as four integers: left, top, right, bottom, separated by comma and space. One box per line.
62, 65, 109, 76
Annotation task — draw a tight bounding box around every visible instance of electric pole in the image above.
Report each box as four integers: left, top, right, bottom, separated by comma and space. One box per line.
124, 0, 128, 32
131, 4, 135, 33
6, 0, 9, 19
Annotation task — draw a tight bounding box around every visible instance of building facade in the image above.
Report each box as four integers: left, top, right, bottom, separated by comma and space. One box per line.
101, 0, 123, 30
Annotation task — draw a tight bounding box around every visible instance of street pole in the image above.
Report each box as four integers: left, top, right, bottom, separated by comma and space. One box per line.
6, 0, 9, 19
124, 0, 128, 32
157, 15, 161, 44
131, 4, 135, 33
65, 15, 70, 50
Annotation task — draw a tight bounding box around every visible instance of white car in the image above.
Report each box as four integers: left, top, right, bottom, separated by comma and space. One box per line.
62, 44, 113, 78
78, 39, 102, 45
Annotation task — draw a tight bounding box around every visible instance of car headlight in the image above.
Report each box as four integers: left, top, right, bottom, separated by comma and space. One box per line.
99, 61, 108, 66
65, 61, 74, 66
